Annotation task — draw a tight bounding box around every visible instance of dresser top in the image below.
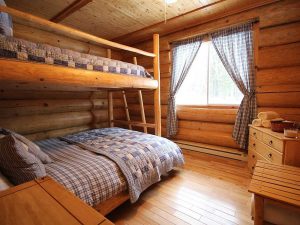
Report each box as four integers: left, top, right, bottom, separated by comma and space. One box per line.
249, 125, 300, 141
249, 160, 300, 207
0, 177, 113, 225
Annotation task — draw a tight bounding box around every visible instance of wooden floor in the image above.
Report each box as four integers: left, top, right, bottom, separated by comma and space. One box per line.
108, 150, 253, 225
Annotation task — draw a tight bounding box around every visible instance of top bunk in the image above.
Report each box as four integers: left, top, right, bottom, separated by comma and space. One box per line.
0, 5, 160, 91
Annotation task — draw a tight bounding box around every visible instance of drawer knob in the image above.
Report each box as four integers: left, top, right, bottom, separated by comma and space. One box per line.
253, 132, 256, 136
252, 154, 255, 158
268, 153, 272, 158
269, 140, 273, 145
252, 143, 256, 147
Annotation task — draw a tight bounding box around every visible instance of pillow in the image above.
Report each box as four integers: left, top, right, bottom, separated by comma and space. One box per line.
0, 171, 13, 191
0, 0, 13, 36
1, 128, 52, 164
0, 135, 46, 185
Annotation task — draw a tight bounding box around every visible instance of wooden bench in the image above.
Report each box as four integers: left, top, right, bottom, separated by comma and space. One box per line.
248, 160, 300, 225
0, 176, 114, 225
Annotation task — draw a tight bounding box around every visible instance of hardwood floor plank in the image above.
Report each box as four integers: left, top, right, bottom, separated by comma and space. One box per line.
108, 151, 253, 225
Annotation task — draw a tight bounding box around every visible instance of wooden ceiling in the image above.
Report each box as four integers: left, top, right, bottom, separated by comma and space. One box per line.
6, 0, 219, 40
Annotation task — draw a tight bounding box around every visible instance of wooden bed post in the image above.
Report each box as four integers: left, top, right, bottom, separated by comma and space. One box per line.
107, 48, 114, 127
153, 34, 161, 136
108, 91, 114, 127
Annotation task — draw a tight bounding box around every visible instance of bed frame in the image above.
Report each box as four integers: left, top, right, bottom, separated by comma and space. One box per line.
0, 5, 161, 214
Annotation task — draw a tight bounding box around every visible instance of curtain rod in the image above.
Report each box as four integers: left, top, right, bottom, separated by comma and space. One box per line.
170, 18, 259, 44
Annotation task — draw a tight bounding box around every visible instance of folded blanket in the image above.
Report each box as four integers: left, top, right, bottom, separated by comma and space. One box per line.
258, 111, 280, 120
252, 119, 262, 127
61, 128, 184, 203
262, 120, 271, 128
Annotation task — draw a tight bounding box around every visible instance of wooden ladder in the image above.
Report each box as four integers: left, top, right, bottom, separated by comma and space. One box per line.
107, 55, 155, 133
122, 56, 147, 133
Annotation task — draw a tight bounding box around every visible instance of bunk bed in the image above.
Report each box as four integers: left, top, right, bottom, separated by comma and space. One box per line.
0, 5, 184, 215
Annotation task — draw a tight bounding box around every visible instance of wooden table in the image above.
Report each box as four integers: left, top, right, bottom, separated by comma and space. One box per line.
248, 160, 300, 225
0, 176, 114, 225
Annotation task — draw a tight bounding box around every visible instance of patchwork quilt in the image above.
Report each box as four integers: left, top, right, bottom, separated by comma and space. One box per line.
61, 127, 184, 203
0, 34, 151, 78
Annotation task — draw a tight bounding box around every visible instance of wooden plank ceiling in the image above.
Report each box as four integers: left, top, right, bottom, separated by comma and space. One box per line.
6, 0, 217, 40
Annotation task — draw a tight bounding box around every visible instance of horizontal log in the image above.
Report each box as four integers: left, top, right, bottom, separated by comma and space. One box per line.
14, 23, 108, 58
160, 77, 170, 93
171, 128, 240, 149
257, 92, 300, 108
0, 99, 107, 118
0, 109, 124, 135
161, 72, 171, 78
259, 0, 300, 29
256, 84, 300, 93
258, 42, 300, 69
146, 63, 170, 74
177, 107, 237, 124
0, 59, 158, 91
0, 90, 107, 100
177, 120, 234, 133
128, 104, 153, 117
259, 21, 300, 47
256, 66, 300, 86
25, 124, 107, 141
258, 107, 300, 121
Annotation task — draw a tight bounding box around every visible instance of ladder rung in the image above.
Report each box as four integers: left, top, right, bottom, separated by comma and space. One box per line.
112, 120, 155, 128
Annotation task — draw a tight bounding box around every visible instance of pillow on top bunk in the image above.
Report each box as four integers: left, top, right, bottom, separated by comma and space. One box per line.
0, 135, 46, 185
0, 128, 52, 164
0, 0, 13, 37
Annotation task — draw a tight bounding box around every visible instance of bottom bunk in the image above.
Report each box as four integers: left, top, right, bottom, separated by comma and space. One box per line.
0, 127, 184, 215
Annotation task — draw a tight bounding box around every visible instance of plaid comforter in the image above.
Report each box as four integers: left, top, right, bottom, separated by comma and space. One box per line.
62, 127, 184, 203
0, 34, 151, 78
37, 138, 127, 207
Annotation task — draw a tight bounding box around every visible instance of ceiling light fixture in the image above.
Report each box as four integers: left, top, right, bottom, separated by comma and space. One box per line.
165, 0, 177, 4
164, 0, 177, 24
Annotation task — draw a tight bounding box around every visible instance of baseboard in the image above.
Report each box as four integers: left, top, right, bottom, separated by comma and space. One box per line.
174, 140, 248, 161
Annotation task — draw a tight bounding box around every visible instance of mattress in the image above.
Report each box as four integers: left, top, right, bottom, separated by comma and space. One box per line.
0, 34, 151, 78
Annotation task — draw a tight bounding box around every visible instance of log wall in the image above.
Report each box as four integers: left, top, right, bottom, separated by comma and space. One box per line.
0, 24, 125, 140
0, 90, 126, 141
123, 0, 300, 150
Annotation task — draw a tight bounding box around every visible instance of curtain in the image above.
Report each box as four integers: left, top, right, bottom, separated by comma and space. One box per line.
211, 22, 256, 149
167, 36, 202, 137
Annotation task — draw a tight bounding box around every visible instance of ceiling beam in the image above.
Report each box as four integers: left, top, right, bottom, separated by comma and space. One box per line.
50, 0, 92, 23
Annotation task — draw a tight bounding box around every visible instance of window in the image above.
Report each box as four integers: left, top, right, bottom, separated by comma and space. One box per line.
176, 40, 243, 106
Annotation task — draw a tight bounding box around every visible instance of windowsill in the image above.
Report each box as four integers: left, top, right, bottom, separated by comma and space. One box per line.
176, 104, 239, 109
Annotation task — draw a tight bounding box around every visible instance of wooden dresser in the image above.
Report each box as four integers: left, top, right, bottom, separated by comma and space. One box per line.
0, 176, 114, 225
248, 125, 300, 173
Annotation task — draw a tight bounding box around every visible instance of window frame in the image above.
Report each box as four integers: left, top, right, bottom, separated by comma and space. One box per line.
175, 37, 242, 108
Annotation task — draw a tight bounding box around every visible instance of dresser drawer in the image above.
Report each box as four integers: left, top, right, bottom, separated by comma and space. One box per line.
248, 148, 265, 173
262, 133, 283, 153
249, 127, 262, 141
248, 137, 257, 150
256, 142, 283, 164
